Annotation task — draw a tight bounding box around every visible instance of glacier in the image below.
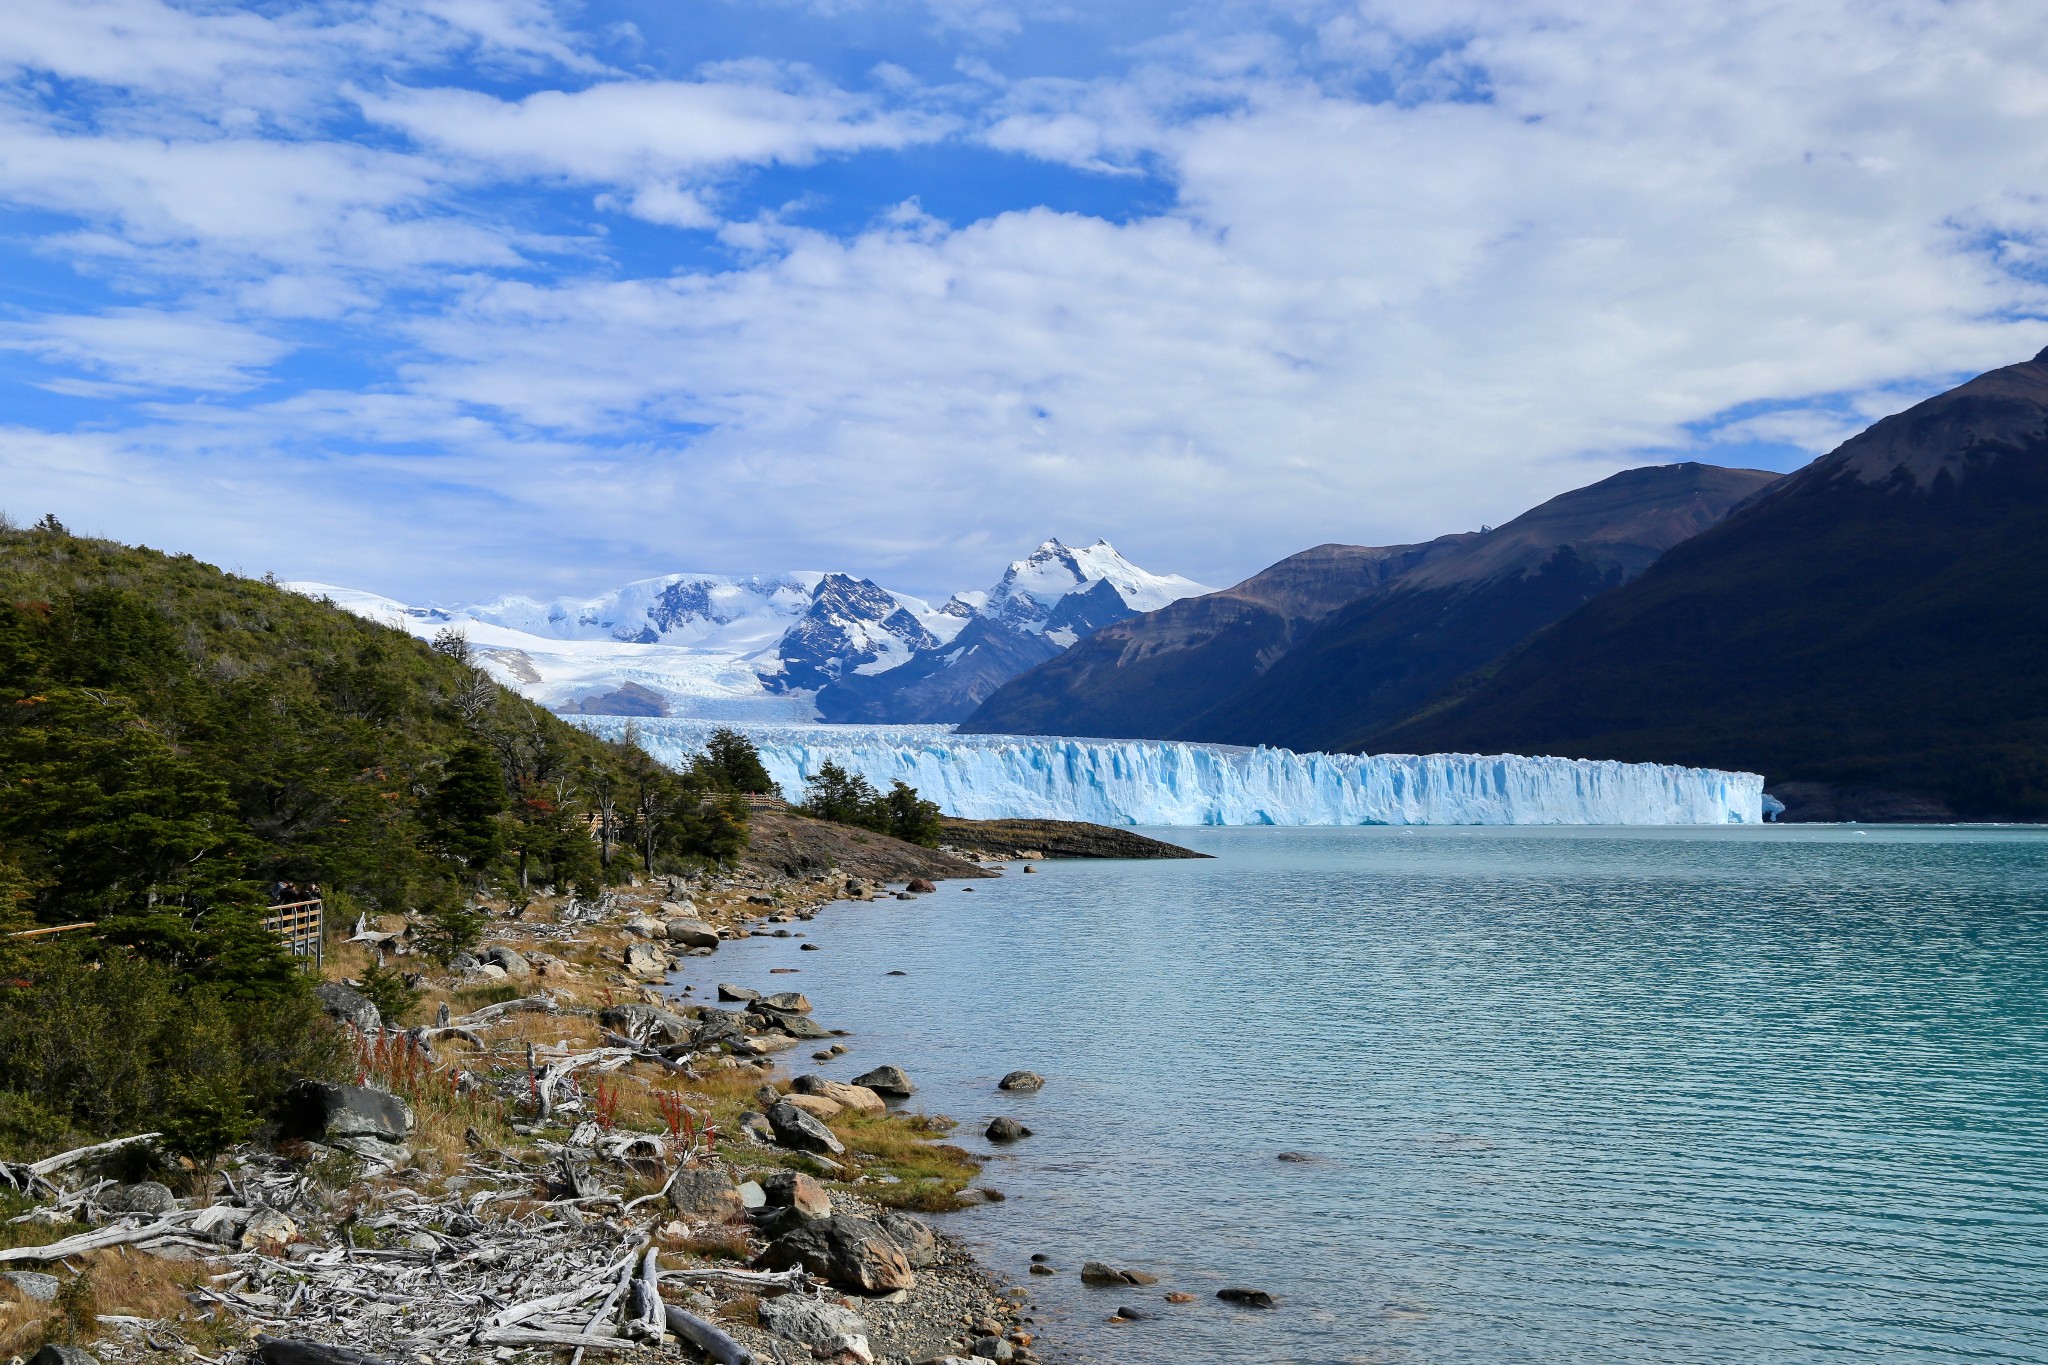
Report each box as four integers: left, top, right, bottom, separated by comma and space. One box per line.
564, 719, 1765, 826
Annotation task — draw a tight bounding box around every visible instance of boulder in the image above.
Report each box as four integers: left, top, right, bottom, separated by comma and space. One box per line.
240, 1208, 298, 1250
666, 1165, 746, 1221
852, 1065, 914, 1098
624, 915, 666, 938
280, 1081, 414, 1146
1080, 1261, 1158, 1287
755, 991, 812, 1014
3, 1270, 59, 1303
313, 981, 380, 1034
968, 1336, 1014, 1361
689, 1009, 752, 1048
879, 1212, 938, 1268
766, 1101, 845, 1156
479, 946, 530, 978
757, 1295, 871, 1362
760, 1171, 833, 1219
30, 1348, 97, 1365
757, 1010, 832, 1041
101, 1181, 178, 1215
1217, 1287, 1276, 1308
793, 1075, 886, 1116
664, 919, 720, 949
997, 1070, 1045, 1093
985, 1117, 1031, 1142
783, 1093, 844, 1122
623, 942, 669, 976
715, 983, 759, 1003
905, 878, 937, 894
254, 1339, 401, 1365
761, 1214, 915, 1294
736, 1180, 767, 1210
598, 1003, 693, 1047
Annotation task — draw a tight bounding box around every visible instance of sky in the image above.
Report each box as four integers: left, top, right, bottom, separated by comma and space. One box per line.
2, 0, 2046, 604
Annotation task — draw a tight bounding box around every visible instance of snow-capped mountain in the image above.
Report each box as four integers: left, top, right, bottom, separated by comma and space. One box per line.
290, 537, 1203, 723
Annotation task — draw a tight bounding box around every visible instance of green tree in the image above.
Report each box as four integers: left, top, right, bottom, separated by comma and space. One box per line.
796, 761, 880, 825
881, 780, 945, 847
425, 743, 505, 876
692, 727, 777, 795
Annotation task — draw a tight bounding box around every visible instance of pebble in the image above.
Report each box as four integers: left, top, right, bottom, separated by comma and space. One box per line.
1164, 1292, 1195, 1304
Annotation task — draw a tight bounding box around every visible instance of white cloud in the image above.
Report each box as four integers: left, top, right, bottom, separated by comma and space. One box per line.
0, 308, 293, 391
6, 0, 2048, 601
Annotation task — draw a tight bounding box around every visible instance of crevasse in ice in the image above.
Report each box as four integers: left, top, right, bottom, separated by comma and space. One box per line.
564, 719, 1765, 826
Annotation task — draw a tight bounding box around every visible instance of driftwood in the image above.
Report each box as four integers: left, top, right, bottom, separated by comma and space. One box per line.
458, 995, 557, 1025
475, 1327, 642, 1350
1, 1131, 162, 1196
0, 1209, 200, 1264
256, 1338, 399, 1365
664, 1304, 755, 1365
660, 1266, 806, 1290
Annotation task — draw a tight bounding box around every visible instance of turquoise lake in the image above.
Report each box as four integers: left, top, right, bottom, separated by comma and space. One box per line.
670, 825, 2048, 1363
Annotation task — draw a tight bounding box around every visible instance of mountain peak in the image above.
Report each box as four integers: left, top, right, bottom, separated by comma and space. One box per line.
1800, 349, 2048, 493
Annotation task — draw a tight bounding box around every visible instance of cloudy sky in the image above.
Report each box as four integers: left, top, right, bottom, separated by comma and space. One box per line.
3, 0, 2046, 602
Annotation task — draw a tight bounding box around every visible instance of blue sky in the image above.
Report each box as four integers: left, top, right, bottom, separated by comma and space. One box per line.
2, 0, 2046, 602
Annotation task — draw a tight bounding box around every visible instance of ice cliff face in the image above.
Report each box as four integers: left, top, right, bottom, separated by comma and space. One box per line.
565, 719, 1765, 826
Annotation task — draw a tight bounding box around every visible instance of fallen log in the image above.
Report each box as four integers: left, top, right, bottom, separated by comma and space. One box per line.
475, 1327, 642, 1350
255, 1337, 401, 1365
0, 1210, 199, 1265
663, 1304, 754, 1365
30, 1131, 163, 1176
458, 996, 557, 1025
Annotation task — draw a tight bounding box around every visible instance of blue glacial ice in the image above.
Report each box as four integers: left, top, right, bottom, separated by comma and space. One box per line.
563, 719, 1765, 826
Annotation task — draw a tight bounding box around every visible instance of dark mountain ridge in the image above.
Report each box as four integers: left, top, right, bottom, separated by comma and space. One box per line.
964, 462, 1779, 747
1379, 348, 2048, 819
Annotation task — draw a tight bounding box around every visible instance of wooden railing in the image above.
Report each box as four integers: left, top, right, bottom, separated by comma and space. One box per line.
9, 901, 327, 969
260, 899, 324, 968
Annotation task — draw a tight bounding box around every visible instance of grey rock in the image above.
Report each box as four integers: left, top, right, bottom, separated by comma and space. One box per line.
997, 1070, 1045, 1093
1276, 1150, 1316, 1163
757, 1296, 870, 1356
760, 1170, 833, 1219
879, 1212, 938, 1268
598, 1003, 693, 1047
623, 941, 669, 976
906, 878, 937, 894
758, 1009, 832, 1040
30, 1347, 98, 1365
715, 983, 759, 1002
766, 1101, 845, 1156
664, 918, 721, 949
623, 915, 666, 938
1080, 1261, 1157, 1287
666, 1165, 746, 1221
254, 1338, 401, 1365
479, 946, 530, 978
1113, 1306, 1151, 1321
969, 1337, 1014, 1361
690, 1008, 753, 1047
1217, 1286, 1277, 1308
736, 1110, 775, 1143
447, 951, 480, 972
852, 1064, 914, 1098
761, 1214, 916, 1293
3, 1270, 60, 1302
313, 981, 381, 1034
985, 1117, 1032, 1142
736, 1180, 766, 1210
281, 1081, 415, 1145
100, 1180, 178, 1215
754, 991, 812, 1014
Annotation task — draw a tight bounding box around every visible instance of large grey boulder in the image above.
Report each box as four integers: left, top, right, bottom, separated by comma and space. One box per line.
757, 1296, 870, 1359
754, 991, 811, 1015
3, 1270, 60, 1302
851, 1065, 914, 1098
997, 1070, 1045, 1093
598, 1003, 692, 1048
30, 1347, 97, 1365
879, 1212, 939, 1268
758, 1010, 832, 1041
664, 919, 720, 949
766, 1101, 845, 1156
101, 1181, 178, 1216
280, 1081, 414, 1146
793, 1075, 885, 1116
314, 981, 381, 1034
623, 942, 669, 977
761, 1214, 915, 1294
690, 1009, 752, 1048
479, 946, 530, 979
666, 1165, 746, 1221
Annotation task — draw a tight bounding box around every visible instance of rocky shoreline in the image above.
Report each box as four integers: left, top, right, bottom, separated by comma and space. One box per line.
0, 815, 1207, 1365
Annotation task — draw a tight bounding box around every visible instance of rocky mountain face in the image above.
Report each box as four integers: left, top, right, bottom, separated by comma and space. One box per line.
297, 538, 1205, 722
813, 540, 1209, 724
1378, 348, 2048, 820
964, 463, 1779, 747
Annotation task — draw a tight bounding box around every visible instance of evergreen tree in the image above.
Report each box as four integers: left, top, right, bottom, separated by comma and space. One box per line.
881, 780, 945, 847
694, 727, 777, 795
797, 761, 880, 825
425, 743, 506, 874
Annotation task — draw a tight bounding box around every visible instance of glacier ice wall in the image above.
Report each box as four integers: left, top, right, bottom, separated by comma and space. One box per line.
565, 719, 1765, 826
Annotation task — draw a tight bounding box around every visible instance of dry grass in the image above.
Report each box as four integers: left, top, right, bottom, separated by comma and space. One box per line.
830, 1112, 981, 1212
0, 1246, 230, 1357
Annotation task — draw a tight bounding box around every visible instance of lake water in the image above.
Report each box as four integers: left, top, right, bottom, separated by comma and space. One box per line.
669, 825, 2048, 1364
